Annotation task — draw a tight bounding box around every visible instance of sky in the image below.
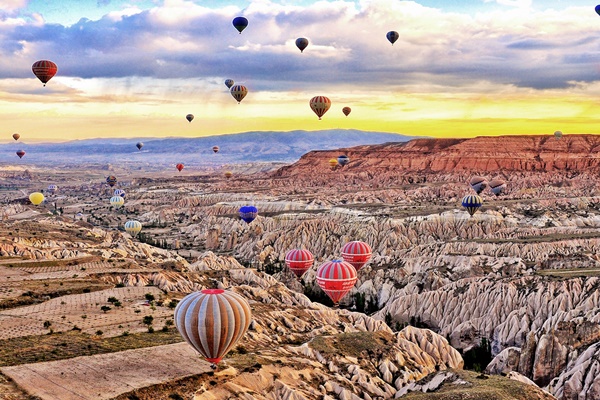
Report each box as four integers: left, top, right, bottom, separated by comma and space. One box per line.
1, 0, 600, 141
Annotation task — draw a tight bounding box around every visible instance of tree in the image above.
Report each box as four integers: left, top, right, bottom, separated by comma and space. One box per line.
101, 305, 111, 313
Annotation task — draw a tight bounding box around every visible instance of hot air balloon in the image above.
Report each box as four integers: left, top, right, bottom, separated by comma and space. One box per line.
32, 60, 58, 86
114, 189, 125, 198
225, 79, 234, 89
110, 196, 124, 209
285, 249, 314, 279
462, 194, 483, 217
136, 142, 143, 151
106, 176, 117, 187
12, 133, 19, 141
342, 107, 351, 117
16, 150, 25, 159
232, 17, 248, 34
212, 146, 220, 153
489, 179, 507, 196
175, 289, 252, 369
124, 220, 142, 236
328, 158, 338, 169
29, 192, 44, 205
469, 176, 488, 195
341, 241, 372, 272
316, 260, 357, 305
239, 205, 258, 223
225, 171, 233, 179
295, 37, 309, 53
337, 155, 350, 167
176, 163, 184, 172
230, 85, 248, 103
596, 4, 600, 16
186, 114, 194, 123
309, 96, 331, 120
554, 130, 563, 140
386, 31, 399, 45
46, 184, 58, 195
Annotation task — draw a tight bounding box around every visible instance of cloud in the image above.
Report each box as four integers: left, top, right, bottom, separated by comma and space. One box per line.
0, 0, 596, 94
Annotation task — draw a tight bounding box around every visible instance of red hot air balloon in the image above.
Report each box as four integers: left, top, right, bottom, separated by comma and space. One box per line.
16, 150, 25, 159
342, 107, 351, 117
32, 60, 58, 86
341, 241, 372, 271
316, 260, 357, 305
174, 289, 252, 369
285, 249, 314, 279
309, 96, 331, 120
212, 146, 220, 153
176, 163, 184, 172
12, 133, 19, 141
230, 85, 248, 103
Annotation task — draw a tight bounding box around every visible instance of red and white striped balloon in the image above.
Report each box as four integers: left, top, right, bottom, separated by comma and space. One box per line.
174, 289, 252, 367
316, 260, 357, 304
285, 249, 314, 278
309, 96, 331, 120
341, 241, 372, 271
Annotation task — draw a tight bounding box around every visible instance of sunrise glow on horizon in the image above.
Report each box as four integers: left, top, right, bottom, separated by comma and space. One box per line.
1, 0, 600, 142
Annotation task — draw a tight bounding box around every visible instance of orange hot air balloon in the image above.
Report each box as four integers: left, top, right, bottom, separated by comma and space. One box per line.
174, 289, 252, 369
341, 241, 372, 271
316, 260, 357, 305
32, 60, 58, 86
285, 249, 314, 279
176, 163, 184, 172
224, 171, 233, 179
342, 107, 351, 116
230, 85, 248, 103
309, 96, 331, 120
12, 133, 20, 141
16, 150, 25, 159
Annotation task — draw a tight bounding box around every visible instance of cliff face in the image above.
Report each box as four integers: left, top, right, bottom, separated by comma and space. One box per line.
274, 134, 600, 177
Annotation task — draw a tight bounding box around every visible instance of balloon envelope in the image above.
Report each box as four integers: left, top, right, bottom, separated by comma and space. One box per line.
114, 189, 125, 198
224, 79, 234, 88
106, 176, 117, 187
285, 249, 314, 278
136, 142, 143, 150
316, 260, 357, 304
46, 184, 58, 194
29, 192, 44, 205
176, 163, 184, 172
489, 179, 506, 196
337, 155, 350, 166
462, 195, 483, 217
554, 130, 562, 139
186, 114, 194, 123
124, 220, 142, 236
341, 241, 372, 271
16, 150, 25, 159
12, 133, 19, 141
596, 4, 600, 16
212, 146, 220, 153
225, 171, 233, 179
309, 96, 331, 120
174, 289, 252, 367
32, 60, 57, 86
295, 37, 309, 52
386, 31, 399, 45
232, 17, 248, 33
328, 158, 338, 168
239, 205, 258, 223
230, 85, 248, 103
110, 196, 124, 209
342, 107, 351, 116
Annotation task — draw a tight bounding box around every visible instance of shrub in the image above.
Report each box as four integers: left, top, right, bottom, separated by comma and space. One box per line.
96, 330, 103, 336
100, 305, 111, 313
145, 293, 155, 302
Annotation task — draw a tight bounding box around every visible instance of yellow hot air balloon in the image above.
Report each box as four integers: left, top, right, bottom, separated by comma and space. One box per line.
110, 196, 125, 209
124, 220, 142, 236
328, 158, 338, 168
29, 192, 44, 205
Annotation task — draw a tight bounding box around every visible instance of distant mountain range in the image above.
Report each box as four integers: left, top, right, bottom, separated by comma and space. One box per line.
0, 130, 422, 167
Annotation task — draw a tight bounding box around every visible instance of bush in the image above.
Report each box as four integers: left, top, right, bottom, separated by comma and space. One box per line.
145, 293, 155, 302
101, 305, 111, 313
143, 315, 154, 326
107, 296, 119, 304
96, 330, 103, 336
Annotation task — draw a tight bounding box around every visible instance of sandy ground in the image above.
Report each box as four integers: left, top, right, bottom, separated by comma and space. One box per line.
1, 342, 210, 400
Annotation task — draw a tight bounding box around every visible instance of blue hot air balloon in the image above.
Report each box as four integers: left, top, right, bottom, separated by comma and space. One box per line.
461, 195, 483, 217
114, 189, 126, 198
239, 205, 258, 223
337, 155, 350, 167
595, 4, 600, 16
232, 17, 248, 34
